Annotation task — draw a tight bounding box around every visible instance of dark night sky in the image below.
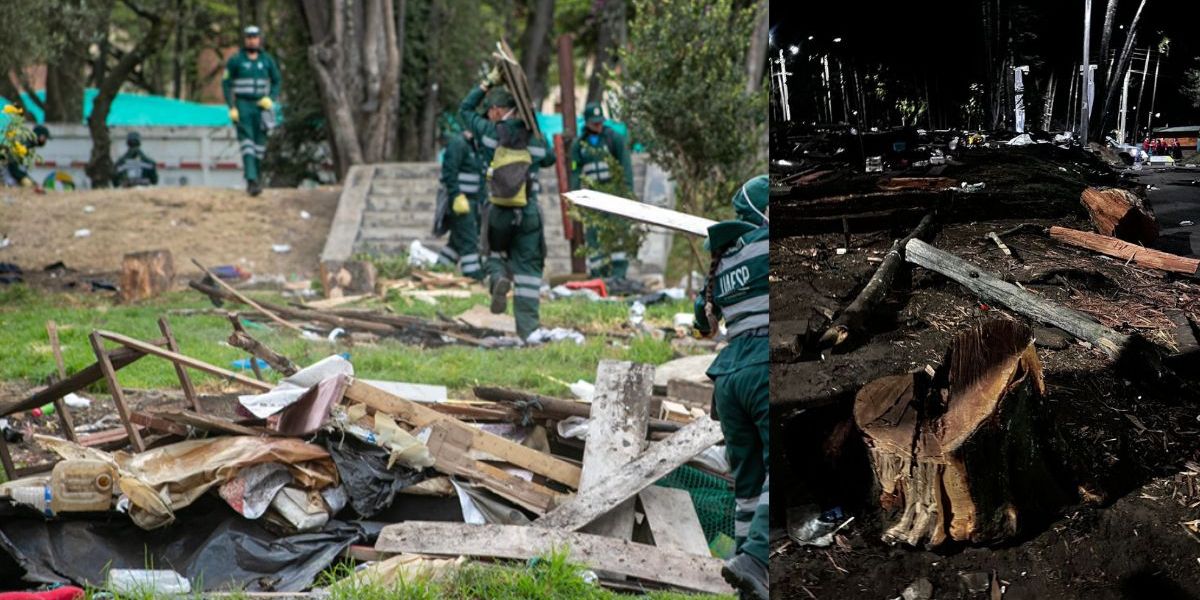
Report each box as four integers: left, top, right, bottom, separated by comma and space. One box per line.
769, 0, 1200, 129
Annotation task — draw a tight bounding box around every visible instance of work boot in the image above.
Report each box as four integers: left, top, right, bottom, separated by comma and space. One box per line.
248, 180, 262, 196
490, 277, 511, 314
721, 553, 768, 600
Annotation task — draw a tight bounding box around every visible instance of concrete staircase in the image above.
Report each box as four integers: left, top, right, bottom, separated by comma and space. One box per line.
322, 156, 674, 280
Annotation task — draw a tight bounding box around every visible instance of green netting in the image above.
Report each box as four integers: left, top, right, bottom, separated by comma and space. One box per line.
655, 465, 734, 545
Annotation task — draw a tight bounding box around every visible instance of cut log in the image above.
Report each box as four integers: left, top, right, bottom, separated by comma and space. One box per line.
1079, 187, 1158, 244
534, 416, 724, 531
119, 250, 174, 303
319, 260, 377, 299
375, 522, 732, 594
1048, 226, 1199, 275
855, 320, 1070, 547
904, 238, 1130, 357
820, 213, 935, 348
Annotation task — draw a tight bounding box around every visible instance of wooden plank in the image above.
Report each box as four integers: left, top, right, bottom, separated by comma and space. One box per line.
321, 164, 377, 263
494, 40, 542, 140
638, 486, 710, 556
904, 238, 1131, 357
130, 411, 190, 437
375, 522, 732, 594
96, 330, 273, 391
89, 332, 145, 452
1049, 226, 1200, 275
579, 361, 653, 541
46, 320, 78, 443
563, 190, 716, 237
193, 260, 305, 334
534, 416, 724, 531
344, 380, 582, 488
153, 409, 272, 436
1, 345, 149, 418
424, 420, 561, 514
158, 317, 201, 412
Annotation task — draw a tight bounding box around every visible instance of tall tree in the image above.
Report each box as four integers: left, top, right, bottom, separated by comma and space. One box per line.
85, 0, 168, 187
1091, 0, 1147, 141
519, 0, 555, 106
586, 0, 625, 104
1096, 0, 1119, 101
297, 0, 403, 175
745, 0, 767, 94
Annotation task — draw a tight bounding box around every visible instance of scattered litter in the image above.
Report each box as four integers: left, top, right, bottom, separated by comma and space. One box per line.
73, 229, 90, 238
1006, 133, 1034, 146
407, 240, 440, 267
83, 205, 95, 214
300, 210, 311, 219
272, 243, 292, 253
525, 327, 585, 345
569, 379, 595, 402
899, 577, 933, 600
958, 181, 987, 192
1181, 221, 1194, 227
108, 569, 192, 595
836, 248, 847, 255
628, 301, 646, 327
62, 393, 91, 408
787, 505, 852, 547
0, 236, 9, 249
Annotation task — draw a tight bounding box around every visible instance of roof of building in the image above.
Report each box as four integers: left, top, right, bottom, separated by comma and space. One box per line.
1151, 125, 1200, 135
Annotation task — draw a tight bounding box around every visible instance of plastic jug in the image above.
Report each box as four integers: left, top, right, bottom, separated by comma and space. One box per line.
11, 459, 115, 515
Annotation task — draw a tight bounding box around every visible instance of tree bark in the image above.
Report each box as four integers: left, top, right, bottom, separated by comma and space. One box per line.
519, 0, 555, 107
745, 0, 768, 94
857, 320, 1070, 548
86, 3, 166, 188
1097, 0, 1120, 100
1079, 186, 1158, 244
586, 0, 624, 104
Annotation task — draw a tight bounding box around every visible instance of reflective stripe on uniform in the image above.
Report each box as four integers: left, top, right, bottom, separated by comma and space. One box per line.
722, 294, 769, 320
459, 184, 480, 194
528, 145, 547, 158
735, 520, 751, 537
458, 173, 481, 182
481, 136, 499, 148
513, 274, 542, 287
514, 287, 540, 299
439, 246, 459, 261
726, 313, 770, 338
611, 252, 628, 261
719, 239, 769, 272
736, 497, 758, 513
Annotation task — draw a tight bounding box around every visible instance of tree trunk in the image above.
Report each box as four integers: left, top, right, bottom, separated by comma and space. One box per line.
519, 0, 555, 107
586, 0, 624, 104
1092, 0, 1146, 142
86, 8, 166, 188
856, 320, 1070, 548
745, 0, 768, 94
44, 47, 87, 123
1097, 0, 1119, 98
1079, 186, 1158, 244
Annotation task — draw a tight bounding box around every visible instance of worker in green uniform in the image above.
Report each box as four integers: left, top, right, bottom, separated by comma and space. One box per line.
568, 102, 635, 279
693, 175, 769, 600
3, 125, 49, 188
222, 25, 281, 197
459, 70, 555, 340
114, 132, 158, 187
437, 128, 486, 281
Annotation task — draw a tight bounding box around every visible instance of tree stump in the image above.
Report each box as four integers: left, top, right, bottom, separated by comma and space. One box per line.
1080, 187, 1158, 245
319, 259, 377, 298
854, 320, 1071, 547
119, 250, 175, 303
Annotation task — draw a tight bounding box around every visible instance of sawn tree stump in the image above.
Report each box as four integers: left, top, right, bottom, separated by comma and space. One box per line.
119, 250, 175, 303
854, 320, 1070, 547
1079, 187, 1158, 245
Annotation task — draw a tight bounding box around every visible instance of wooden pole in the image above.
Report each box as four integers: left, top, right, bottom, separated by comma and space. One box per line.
1049, 226, 1199, 275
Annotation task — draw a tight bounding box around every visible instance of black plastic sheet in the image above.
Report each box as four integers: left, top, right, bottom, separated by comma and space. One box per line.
0, 497, 378, 592
322, 434, 427, 518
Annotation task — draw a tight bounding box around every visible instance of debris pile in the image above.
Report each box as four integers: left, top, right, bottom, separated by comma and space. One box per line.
0, 302, 733, 594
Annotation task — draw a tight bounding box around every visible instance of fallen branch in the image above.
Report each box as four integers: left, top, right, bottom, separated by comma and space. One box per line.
1049, 226, 1199, 276
819, 213, 935, 348
226, 314, 299, 376
904, 238, 1130, 357
192, 259, 304, 334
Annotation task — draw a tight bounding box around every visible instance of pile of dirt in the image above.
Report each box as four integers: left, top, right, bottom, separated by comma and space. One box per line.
0, 186, 340, 285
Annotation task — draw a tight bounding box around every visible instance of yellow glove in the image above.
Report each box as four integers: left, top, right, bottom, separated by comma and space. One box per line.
452, 193, 469, 215
485, 66, 503, 88
19, 177, 34, 188
229, 107, 239, 122
258, 97, 274, 110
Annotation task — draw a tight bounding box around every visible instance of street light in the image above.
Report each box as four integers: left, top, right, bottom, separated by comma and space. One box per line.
832, 37, 843, 43
807, 35, 814, 41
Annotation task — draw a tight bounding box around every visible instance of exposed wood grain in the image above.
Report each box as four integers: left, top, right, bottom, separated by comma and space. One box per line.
638, 486, 710, 556
1049, 226, 1199, 275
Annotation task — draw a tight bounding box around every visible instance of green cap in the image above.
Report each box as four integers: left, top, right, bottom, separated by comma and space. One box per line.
732, 174, 769, 226
487, 88, 517, 109
127, 131, 141, 146
584, 102, 604, 125
33, 124, 50, 142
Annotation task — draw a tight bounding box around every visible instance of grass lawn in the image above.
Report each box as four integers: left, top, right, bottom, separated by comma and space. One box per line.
0, 284, 698, 397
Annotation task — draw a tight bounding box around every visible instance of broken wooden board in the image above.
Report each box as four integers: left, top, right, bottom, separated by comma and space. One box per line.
153, 409, 273, 437
1049, 226, 1199, 275
321, 165, 378, 265
344, 380, 581, 488
0, 344, 149, 417
579, 361, 653, 542
375, 522, 732, 594
456, 305, 517, 335
534, 415, 723, 531
563, 190, 716, 237
638, 486, 710, 556
97, 330, 272, 391
493, 40, 542, 141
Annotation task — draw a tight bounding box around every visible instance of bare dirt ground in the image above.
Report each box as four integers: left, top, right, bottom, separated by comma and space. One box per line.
770, 147, 1200, 599
0, 186, 339, 282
